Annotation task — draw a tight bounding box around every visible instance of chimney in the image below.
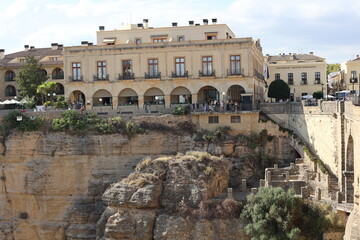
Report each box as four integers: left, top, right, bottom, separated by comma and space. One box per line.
189, 20, 194, 26
137, 23, 143, 28
58, 44, 63, 49
289, 53, 292, 55
309, 51, 314, 54
203, 19, 208, 25
266, 54, 269, 56
51, 43, 58, 50
212, 18, 217, 24
81, 41, 89, 46
99, 26, 105, 31
172, 22, 177, 27
30, 46, 35, 50
195, 23, 200, 26
0, 49, 4, 59
143, 19, 148, 28
88, 42, 93, 46
24, 45, 29, 51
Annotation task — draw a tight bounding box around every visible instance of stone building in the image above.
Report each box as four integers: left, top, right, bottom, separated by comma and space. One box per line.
340, 55, 360, 94
0, 44, 65, 101
266, 52, 326, 101
63, 19, 266, 112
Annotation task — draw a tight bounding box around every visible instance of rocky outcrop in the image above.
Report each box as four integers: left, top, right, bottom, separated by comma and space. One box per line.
99, 152, 249, 240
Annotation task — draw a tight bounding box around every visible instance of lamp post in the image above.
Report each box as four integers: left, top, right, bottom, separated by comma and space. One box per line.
99, 98, 102, 113
321, 83, 324, 99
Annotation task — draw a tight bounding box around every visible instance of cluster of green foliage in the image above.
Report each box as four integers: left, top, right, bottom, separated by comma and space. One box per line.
15, 56, 48, 104
241, 187, 331, 240
326, 63, 340, 76
313, 90, 323, 99
1, 111, 45, 136
235, 129, 272, 150
37, 81, 57, 104
267, 79, 290, 102
194, 126, 231, 144
171, 105, 191, 115
303, 147, 328, 173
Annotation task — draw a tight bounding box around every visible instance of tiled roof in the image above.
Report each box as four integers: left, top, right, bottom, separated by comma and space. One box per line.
0, 47, 63, 67
268, 53, 324, 61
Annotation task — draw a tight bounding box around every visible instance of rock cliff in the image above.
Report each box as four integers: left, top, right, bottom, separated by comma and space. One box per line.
99, 152, 249, 240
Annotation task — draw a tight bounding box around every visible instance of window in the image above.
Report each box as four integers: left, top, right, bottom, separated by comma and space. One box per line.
315, 72, 320, 80
50, 57, 61, 61
175, 57, 185, 76
275, 73, 280, 80
288, 73, 293, 83
5, 71, 15, 81
122, 60, 132, 79
148, 59, 159, 77
205, 33, 217, 40
231, 116, 241, 123
208, 116, 219, 124
97, 61, 107, 80
230, 55, 241, 75
5, 85, 16, 97
72, 62, 81, 81
135, 38, 141, 44
351, 71, 358, 83
202, 56, 213, 76
19, 58, 26, 64
301, 72, 307, 84
302, 93, 308, 96
153, 38, 166, 43
178, 36, 184, 42
52, 68, 64, 79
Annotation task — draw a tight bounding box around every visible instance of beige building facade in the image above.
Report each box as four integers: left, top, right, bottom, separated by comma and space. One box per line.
340, 55, 360, 94
0, 44, 65, 102
267, 53, 326, 101
63, 19, 266, 113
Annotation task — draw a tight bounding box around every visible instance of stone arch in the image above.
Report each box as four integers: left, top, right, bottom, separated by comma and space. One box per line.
93, 89, 112, 106
55, 83, 65, 95
226, 85, 246, 102
5, 70, 15, 81
170, 86, 192, 104
69, 90, 86, 108
52, 67, 64, 79
144, 87, 165, 105
197, 85, 219, 104
118, 88, 138, 106
5, 85, 16, 97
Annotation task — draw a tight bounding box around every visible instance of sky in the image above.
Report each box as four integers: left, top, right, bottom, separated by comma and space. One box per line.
0, 0, 359, 64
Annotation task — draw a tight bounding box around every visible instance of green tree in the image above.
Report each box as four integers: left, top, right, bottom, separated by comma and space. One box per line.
313, 90, 323, 99
240, 187, 330, 240
15, 56, 48, 103
267, 79, 290, 102
326, 63, 340, 76
37, 81, 57, 104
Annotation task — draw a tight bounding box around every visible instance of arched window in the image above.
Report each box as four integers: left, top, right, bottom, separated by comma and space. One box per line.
5, 85, 16, 96
52, 68, 64, 79
5, 70, 15, 81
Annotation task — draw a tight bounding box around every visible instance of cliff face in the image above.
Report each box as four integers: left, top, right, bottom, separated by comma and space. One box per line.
0, 131, 192, 240
99, 152, 249, 240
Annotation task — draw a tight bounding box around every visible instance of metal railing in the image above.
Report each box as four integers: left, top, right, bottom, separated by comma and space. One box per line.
145, 72, 161, 79
68, 76, 83, 82
93, 74, 109, 81
52, 74, 64, 80
171, 71, 188, 78
199, 70, 215, 77
226, 69, 244, 76
118, 72, 135, 80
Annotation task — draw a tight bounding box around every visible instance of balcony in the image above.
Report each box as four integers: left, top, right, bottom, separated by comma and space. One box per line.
288, 80, 294, 85
93, 74, 109, 81
5, 77, 15, 82
254, 70, 264, 80
227, 69, 244, 77
68, 76, 83, 82
171, 71, 188, 78
145, 72, 161, 79
118, 72, 135, 80
199, 70, 215, 77
301, 80, 308, 85
52, 74, 64, 80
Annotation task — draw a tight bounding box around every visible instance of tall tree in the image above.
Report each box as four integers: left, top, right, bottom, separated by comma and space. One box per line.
15, 56, 48, 103
267, 79, 290, 102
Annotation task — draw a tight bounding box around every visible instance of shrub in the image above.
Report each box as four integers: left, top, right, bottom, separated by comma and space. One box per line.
54, 100, 68, 109
171, 105, 191, 115
2, 110, 45, 132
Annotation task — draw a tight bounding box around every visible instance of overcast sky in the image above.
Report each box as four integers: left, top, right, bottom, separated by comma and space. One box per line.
0, 0, 359, 64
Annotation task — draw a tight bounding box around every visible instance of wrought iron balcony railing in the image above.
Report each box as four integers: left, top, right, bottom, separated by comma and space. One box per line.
145, 72, 161, 79
93, 74, 109, 81
199, 70, 215, 77
68, 76, 84, 82
118, 72, 135, 80
171, 71, 188, 78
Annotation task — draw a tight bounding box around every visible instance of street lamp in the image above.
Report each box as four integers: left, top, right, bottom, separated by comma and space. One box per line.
321, 83, 324, 99
99, 98, 103, 113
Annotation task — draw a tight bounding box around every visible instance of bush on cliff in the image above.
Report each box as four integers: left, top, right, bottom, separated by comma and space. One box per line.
1, 110, 45, 133
240, 187, 330, 240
